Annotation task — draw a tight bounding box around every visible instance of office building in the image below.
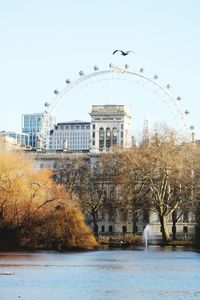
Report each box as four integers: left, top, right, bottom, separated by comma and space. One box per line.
22, 113, 55, 148
49, 120, 91, 151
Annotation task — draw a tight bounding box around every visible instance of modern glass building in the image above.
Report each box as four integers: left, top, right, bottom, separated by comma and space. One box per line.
22, 113, 56, 148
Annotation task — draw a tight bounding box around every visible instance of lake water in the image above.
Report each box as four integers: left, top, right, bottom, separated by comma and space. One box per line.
0, 247, 200, 300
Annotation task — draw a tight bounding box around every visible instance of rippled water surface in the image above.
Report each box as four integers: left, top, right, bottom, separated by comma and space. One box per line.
0, 247, 200, 300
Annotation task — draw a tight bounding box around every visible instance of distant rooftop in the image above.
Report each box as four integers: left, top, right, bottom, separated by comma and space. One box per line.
57, 120, 90, 125
22, 113, 44, 116
90, 105, 131, 116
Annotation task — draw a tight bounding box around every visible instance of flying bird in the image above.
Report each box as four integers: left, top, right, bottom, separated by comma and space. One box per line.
113, 50, 135, 56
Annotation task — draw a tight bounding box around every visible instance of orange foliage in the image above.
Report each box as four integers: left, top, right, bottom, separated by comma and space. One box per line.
0, 152, 97, 250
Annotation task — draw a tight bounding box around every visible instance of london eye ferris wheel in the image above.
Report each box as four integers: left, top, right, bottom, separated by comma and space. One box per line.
37, 63, 194, 149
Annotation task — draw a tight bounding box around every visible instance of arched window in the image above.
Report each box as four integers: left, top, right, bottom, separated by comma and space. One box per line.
106, 127, 111, 148
112, 127, 117, 145
99, 127, 104, 149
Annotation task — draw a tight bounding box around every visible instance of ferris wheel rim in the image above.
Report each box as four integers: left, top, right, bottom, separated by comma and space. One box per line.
38, 64, 189, 144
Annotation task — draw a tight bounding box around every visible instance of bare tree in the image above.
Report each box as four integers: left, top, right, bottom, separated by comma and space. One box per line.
118, 128, 195, 242
53, 156, 88, 201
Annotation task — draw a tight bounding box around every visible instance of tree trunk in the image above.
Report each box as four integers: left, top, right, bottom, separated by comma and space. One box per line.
159, 215, 170, 243
172, 211, 177, 240
92, 214, 98, 239
132, 214, 138, 234
172, 222, 176, 240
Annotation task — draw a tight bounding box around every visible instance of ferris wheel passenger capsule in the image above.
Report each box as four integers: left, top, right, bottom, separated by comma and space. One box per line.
109, 63, 113, 68
166, 84, 171, 89
140, 68, 144, 73
125, 64, 129, 69
177, 96, 182, 101
154, 74, 158, 79
94, 65, 99, 71
54, 89, 59, 95
44, 102, 49, 107
190, 125, 194, 130
79, 71, 84, 76
66, 79, 71, 84
185, 110, 190, 115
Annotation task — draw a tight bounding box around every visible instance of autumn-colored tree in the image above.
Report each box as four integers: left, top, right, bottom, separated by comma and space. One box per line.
0, 152, 64, 230
23, 205, 98, 250
0, 151, 97, 250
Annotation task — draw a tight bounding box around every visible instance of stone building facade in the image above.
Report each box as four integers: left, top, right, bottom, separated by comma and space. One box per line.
25, 150, 196, 240
90, 105, 132, 152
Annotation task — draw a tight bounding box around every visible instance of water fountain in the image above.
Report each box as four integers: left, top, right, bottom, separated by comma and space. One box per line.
143, 224, 154, 248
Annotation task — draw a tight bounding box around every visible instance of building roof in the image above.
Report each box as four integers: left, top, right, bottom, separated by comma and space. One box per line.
57, 120, 90, 125
90, 105, 131, 117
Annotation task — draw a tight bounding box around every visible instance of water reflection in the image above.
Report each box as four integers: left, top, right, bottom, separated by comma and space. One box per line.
0, 247, 200, 300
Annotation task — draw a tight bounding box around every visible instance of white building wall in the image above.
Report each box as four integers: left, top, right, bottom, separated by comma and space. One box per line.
49, 121, 91, 151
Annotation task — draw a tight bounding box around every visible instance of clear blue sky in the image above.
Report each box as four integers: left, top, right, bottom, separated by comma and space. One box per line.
1, 0, 200, 139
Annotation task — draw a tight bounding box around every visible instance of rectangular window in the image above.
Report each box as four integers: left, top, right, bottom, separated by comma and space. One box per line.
183, 226, 188, 233
122, 226, 127, 234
